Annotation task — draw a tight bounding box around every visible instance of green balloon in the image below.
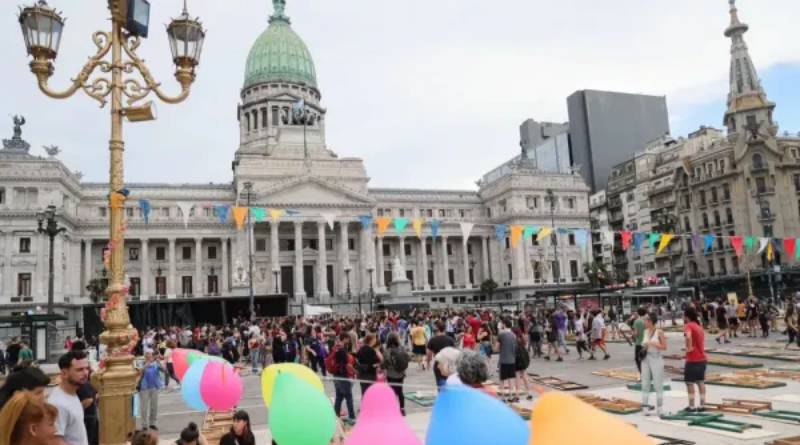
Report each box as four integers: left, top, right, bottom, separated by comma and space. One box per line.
186, 351, 204, 366
269, 372, 336, 445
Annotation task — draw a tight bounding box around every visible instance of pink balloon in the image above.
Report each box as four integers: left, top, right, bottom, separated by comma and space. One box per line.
172, 348, 191, 381
199, 361, 243, 411
345, 383, 421, 445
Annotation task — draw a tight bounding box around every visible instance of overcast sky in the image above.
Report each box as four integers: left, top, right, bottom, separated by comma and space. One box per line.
3, 0, 800, 190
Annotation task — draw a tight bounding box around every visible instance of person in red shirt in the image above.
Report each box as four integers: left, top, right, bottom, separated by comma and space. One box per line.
683, 307, 707, 412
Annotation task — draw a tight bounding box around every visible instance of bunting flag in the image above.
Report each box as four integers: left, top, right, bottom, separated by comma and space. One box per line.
574, 229, 588, 247
537, 227, 554, 242
412, 218, 424, 238
359, 215, 373, 231
621, 231, 632, 251
214, 205, 230, 224
796, 241, 800, 260
523, 226, 540, 240
394, 217, 409, 234
510, 225, 524, 248
756, 237, 769, 255
783, 238, 796, 260
656, 234, 674, 255
232, 207, 248, 230
744, 236, 755, 253
767, 240, 774, 262
177, 202, 194, 228
285, 209, 301, 216
703, 234, 715, 254
376, 217, 392, 236
460, 222, 474, 244
495, 224, 508, 243
430, 219, 441, 239
320, 212, 337, 230
269, 208, 285, 223
648, 232, 661, 249
139, 199, 151, 224
730, 236, 744, 256
250, 207, 266, 222
633, 232, 644, 252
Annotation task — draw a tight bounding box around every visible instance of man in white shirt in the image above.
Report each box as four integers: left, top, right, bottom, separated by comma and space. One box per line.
589, 310, 610, 360
49, 350, 91, 445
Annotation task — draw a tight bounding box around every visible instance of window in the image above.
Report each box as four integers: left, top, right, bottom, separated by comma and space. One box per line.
533, 262, 541, 280
426, 209, 433, 218
19, 238, 31, 253
156, 246, 166, 261
505, 237, 510, 249
722, 184, 731, 201
713, 210, 721, 227
710, 187, 718, 203
129, 277, 140, 297
99, 207, 107, 217
459, 209, 466, 218
438, 209, 446, 218
155, 277, 167, 296
716, 234, 724, 251
752, 152, 764, 169
126, 207, 134, 218
129, 248, 139, 261
551, 233, 558, 246
446, 243, 453, 256
399, 208, 406, 217
707, 260, 715, 276
272, 106, 279, 126
507, 264, 512, 281
261, 107, 267, 128
686, 239, 694, 255
0, 188, 4, 205
569, 260, 578, 279
699, 190, 706, 206
426, 243, 432, 256
719, 159, 726, 173
486, 207, 492, 218
718, 258, 727, 275
17, 273, 32, 297
302, 239, 318, 250
162, 207, 170, 218
702, 213, 709, 229
208, 246, 217, 260
182, 246, 192, 260
383, 244, 391, 257
755, 177, 767, 193
325, 239, 333, 251
499, 200, 507, 213
181, 276, 193, 296
565, 197, 575, 209
404, 244, 411, 256
725, 208, 733, 225
280, 239, 296, 251
208, 275, 219, 295
684, 217, 691, 232
527, 196, 539, 209
568, 234, 576, 246
467, 243, 473, 255
732, 257, 740, 274
256, 239, 267, 252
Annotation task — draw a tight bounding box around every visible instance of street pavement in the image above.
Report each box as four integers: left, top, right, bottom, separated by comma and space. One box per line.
151, 328, 800, 445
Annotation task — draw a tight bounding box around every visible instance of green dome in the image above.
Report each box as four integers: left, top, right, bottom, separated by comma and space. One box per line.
243, 8, 317, 90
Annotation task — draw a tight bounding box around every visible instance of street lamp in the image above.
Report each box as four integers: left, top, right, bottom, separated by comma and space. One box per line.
273, 269, 279, 294
344, 264, 353, 310
240, 182, 256, 320
37, 205, 66, 360
545, 189, 559, 283
365, 266, 374, 314
19, 1, 205, 443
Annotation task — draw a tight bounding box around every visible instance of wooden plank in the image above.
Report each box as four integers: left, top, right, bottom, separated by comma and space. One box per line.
576, 394, 642, 414
202, 410, 235, 445
592, 368, 640, 382
528, 375, 588, 391
704, 399, 771, 414
768, 435, 800, 445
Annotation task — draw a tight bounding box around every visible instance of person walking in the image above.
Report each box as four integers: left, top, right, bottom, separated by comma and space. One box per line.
410, 320, 428, 370
641, 313, 667, 416
632, 307, 646, 374
497, 319, 519, 402
589, 309, 611, 360
785, 301, 799, 350
426, 322, 455, 389
48, 350, 90, 445
715, 300, 729, 344
544, 313, 563, 362
356, 334, 382, 396
382, 333, 410, 415
683, 307, 708, 412
514, 330, 532, 400
163, 341, 181, 390
574, 311, 589, 359
327, 334, 356, 421
554, 306, 569, 354
138, 351, 165, 430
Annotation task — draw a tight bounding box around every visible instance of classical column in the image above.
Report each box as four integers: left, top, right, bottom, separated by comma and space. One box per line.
221, 237, 230, 294
168, 238, 176, 297
398, 236, 407, 279
376, 236, 385, 290
83, 239, 93, 298
195, 238, 203, 296
317, 221, 330, 302
294, 222, 306, 301
338, 222, 349, 295
523, 238, 532, 283
462, 238, 471, 288
141, 239, 150, 298
441, 235, 451, 290
481, 236, 490, 282
35, 232, 45, 298
420, 236, 430, 290
270, 222, 279, 292
514, 237, 525, 286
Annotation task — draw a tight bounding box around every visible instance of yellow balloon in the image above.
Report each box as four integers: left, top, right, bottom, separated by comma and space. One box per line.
529, 393, 652, 445
261, 363, 325, 407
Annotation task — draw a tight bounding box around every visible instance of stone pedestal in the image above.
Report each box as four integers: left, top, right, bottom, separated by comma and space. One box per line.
389, 278, 412, 300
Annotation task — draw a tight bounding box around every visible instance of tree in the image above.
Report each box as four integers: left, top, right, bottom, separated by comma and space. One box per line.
480, 278, 499, 300
86, 279, 107, 303
583, 261, 611, 287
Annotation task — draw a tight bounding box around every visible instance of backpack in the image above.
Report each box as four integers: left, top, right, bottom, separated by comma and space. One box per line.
325, 347, 355, 378
386, 347, 409, 380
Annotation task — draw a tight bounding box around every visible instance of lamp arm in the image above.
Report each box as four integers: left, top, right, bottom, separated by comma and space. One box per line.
121, 34, 191, 105
32, 31, 113, 106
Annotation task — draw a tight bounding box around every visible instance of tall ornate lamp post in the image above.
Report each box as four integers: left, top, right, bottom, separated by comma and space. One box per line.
36, 204, 66, 359
240, 182, 256, 320
18, 1, 205, 443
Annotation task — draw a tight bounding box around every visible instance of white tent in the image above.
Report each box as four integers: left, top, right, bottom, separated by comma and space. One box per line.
304, 304, 333, 316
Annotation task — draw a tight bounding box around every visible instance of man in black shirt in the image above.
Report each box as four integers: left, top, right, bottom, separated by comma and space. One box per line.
426, 321, 455, 389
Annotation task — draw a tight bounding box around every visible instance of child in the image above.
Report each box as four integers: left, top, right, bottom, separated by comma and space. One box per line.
574, 314, 589, 359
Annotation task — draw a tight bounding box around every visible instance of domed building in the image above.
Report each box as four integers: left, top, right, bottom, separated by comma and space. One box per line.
0, 0, 590, 335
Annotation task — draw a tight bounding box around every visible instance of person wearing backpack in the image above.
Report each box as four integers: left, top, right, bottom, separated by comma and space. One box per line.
305, 327, 328, 376
326, 334, 356, 421
382, 333, 410, 415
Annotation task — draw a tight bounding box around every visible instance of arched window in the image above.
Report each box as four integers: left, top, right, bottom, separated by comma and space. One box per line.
245, 113, 251, 131
252, 111, 258, 130
752, 153, 765, 169
702, 213, 709, 229
713, 210, 721, 227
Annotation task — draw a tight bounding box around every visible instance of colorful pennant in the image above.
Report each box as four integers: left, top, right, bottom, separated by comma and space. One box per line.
510, 225, 524, 248
232, 207, 248, 230
250, 207, 266, 222
412, 218, 424, 238
359, 215, 373, 231
495, 225, 508, 243
730, 236, 743, 256
656, 234, 674, 255
139, 199, 150, 224
214, 205, 230, 224
394, 217, 409, 234
460, 222, 474, 244
376, 217, 392, 236
430, 219, 441, 239
536, 227, 554, 242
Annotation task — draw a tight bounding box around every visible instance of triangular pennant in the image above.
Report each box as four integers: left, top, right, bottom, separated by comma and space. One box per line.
648, 232, 661, 249
359, 215, 373, 231
783, 238, 796, 260
730, 236, 744, 257
767, 239, 774, 262
536, 227, 554, 242
756, 237, 769, 255
692, 234, 702, 250
460, 222, 474, 243
656, 233, 674, 255
703, 234, 716, 254
320, 212, 337, 230
376, 217, 392, 236
139, 199, 151, 224
177, 202, 194, 228
268, 208, 285, 223
523, 226, 540, 240
495, 225, 508, 243
250, 207, 266, 222
430, 219, 441, 239
412, 218, 425, 238
214, 205, 230, 225
744, 236, 755, 253
633, 232, 644, 252
232, 207, 248, 230
510, 225, 524, 248
621, 231, 632, 251
394, 217, 409, 234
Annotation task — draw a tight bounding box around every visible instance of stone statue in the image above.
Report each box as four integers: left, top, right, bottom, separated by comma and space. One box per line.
391, 256, 405, 282
273, 0, 286, 17
44, 145, 60, 157
12, 115, 25, 139
2, 115, 31, 152
233, 259, 249, 285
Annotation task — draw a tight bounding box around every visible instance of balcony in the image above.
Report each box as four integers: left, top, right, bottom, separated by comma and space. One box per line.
609, 212, 624, 223
752, 187, 775, 197
608, 198, 622, 209
751, 165, 768, 174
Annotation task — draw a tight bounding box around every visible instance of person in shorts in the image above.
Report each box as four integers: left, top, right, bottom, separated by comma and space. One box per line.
683, 307, 707, 412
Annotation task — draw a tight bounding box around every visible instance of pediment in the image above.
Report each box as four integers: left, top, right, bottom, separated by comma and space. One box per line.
261, 176, 374, 207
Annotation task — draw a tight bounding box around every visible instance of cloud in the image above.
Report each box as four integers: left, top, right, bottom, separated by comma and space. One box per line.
2, 0, 798, 190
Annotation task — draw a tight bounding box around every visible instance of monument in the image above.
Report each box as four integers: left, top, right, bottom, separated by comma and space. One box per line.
388, 256, 411, 300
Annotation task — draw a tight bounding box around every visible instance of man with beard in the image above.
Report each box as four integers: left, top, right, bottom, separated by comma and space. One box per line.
49, 350, 91, 445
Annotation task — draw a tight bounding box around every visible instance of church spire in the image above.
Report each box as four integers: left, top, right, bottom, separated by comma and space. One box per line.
270, 0, 290, 24
723, 0, 775, 134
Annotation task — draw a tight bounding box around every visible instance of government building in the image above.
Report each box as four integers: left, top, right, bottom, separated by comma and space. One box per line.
0, 0, 591, 330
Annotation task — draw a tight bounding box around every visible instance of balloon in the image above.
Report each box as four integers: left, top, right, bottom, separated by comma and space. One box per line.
200, 361, 243, 411
186, 351, 204, 366
529, 393, 651, 445
269, 372, 336, 445
346, 383, 421, 445
261, 363, 324, 407
172, 348, 191, 381
426, 385, 528, 445
181, 359, 209, 411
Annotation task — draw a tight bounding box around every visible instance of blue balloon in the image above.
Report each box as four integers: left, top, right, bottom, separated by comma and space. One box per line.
426, 385, 529, 445
181, 359, 209, 411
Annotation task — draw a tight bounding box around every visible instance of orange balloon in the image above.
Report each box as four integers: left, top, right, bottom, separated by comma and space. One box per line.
529, 393, 652, 445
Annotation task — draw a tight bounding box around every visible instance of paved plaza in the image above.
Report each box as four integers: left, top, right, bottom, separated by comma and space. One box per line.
150, 329, 800, 445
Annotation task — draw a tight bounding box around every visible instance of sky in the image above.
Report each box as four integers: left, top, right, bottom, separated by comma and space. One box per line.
3, 0, 800, 191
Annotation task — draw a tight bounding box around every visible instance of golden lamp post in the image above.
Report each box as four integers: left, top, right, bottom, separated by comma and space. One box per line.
17, 1, 205, 443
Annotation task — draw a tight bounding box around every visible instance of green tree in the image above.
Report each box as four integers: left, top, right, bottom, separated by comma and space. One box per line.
583, 261, 611, 287
480, 278, 499, 300
86, 279, 107, 303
